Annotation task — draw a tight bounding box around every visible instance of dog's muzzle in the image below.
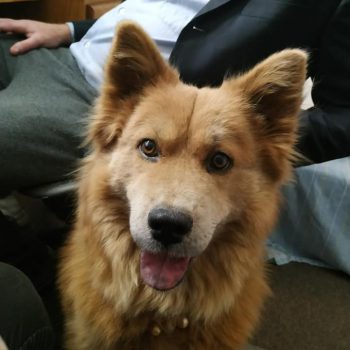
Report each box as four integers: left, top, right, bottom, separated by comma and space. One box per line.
139, 207, 193, 291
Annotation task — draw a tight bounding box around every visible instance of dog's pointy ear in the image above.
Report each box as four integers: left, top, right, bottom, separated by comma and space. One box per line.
104, 21, 176, 98
89, 21, 177, 151
229, 49, 308, 180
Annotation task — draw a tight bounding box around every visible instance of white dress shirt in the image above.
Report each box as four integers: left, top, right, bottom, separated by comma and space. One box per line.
70, 0, 208, 91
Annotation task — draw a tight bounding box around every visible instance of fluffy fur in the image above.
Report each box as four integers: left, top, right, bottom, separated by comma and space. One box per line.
59, 22, 307, 350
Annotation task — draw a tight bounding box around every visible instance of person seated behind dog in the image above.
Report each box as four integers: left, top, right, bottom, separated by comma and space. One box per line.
0, 1, 349, 195
0, 1, 350, 347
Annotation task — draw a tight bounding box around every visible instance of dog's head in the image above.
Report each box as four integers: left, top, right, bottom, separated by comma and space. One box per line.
87, 22, 307, 291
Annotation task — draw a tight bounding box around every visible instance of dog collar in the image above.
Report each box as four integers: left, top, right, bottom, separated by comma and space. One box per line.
151, 317, 189, 336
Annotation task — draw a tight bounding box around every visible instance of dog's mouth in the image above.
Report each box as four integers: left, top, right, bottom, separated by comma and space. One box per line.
140, 250, 191, 291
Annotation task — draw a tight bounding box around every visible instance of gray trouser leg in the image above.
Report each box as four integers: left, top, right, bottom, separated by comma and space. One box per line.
0, 34, 97, 194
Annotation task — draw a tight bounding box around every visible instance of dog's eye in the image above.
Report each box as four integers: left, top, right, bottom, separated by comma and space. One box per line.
207, 152, 233, 173
139, 139, 160, 158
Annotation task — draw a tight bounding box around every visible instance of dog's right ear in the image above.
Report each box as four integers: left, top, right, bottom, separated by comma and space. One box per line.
89, 21, 177, 151
104, 21, 177, 98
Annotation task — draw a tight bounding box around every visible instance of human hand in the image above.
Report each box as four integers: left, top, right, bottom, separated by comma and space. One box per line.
0, 19, 72, 55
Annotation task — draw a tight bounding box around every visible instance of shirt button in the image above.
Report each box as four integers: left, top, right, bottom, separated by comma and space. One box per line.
118, 7, 126, 14
192, 25, 204, 32
84, 40, 91, 48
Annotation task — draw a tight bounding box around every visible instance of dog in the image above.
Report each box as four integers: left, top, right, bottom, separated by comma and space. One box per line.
58, 21, 307, 350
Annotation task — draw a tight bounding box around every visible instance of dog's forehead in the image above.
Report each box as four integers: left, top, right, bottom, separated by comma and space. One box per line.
126, 83, 197, 142
143, 82, 198, 123
132, 82, 249, 141
190, 87, 249, 136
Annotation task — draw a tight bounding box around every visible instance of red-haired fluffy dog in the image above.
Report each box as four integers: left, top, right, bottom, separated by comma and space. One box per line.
59, 21, 307, 350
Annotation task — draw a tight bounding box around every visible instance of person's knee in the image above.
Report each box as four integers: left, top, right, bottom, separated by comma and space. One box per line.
0, 103, 55, 192
0, 261, 48, 317
0, 263, 54, 350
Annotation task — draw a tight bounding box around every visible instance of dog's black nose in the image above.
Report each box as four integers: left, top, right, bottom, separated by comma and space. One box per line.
148, 208, 193, 247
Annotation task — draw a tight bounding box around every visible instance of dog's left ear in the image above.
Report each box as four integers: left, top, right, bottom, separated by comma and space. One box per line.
229, 49, 307, 180
89, 21, 177, 150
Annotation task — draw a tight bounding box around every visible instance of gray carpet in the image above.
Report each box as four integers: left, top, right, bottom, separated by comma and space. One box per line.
253, 263, 350, 350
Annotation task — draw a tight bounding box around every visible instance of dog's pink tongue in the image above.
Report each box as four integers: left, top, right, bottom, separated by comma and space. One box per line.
140, 251, 190, 291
